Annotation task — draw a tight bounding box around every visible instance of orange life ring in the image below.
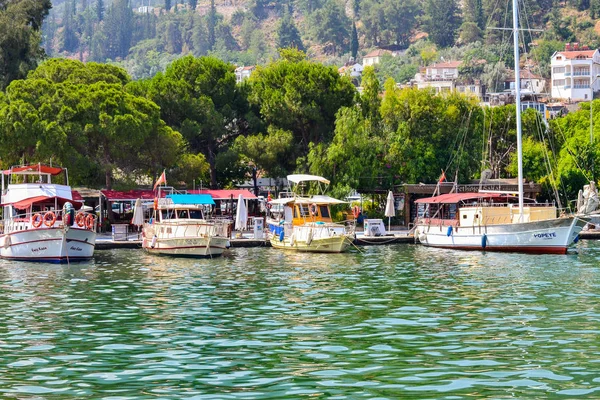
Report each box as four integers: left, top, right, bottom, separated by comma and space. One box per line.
85, 214, 95, 230
75, 212, 86, 227
31, 213, 43, 228
309, 203, 318, 216
352, 205, 360, 219
43, 211, 56, 227
153, 197, 158, 210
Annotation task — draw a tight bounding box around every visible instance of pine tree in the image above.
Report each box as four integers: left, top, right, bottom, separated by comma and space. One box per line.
207, 0, 216, 50
353, 0, 360, 18
423, 0, 461, 47
104, 0, 133, 59
165, 0, 172, 12
96, 0, 104, 21
276, 11, 304, 51
189, 0, 198, 10
62, 0, 79, 52
350, 21, 358, 59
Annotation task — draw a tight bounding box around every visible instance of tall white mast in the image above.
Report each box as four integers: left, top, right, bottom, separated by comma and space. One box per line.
512, 0, 524, 219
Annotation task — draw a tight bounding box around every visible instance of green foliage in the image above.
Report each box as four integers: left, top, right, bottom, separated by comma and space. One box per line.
360, 0, 420, 47
0, 0, 51, 90
276, 11, 304, 51
309, 0, 350, 55
132, 55, 257, 188
350, 22, 358, 59
530, 40, 564, 78
0, 58, 181, 188
249, 54, 355, 171
104, 0, 134, 60
423, 0, 461, 48
233, 126, 294, 176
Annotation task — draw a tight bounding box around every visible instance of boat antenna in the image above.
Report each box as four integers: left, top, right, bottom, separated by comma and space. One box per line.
512, 0, 524, 220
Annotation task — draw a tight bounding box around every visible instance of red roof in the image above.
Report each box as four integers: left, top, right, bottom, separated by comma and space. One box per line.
3, 165, 64, 176
557, 50, 596, 59
101, 189, 162, 201
429, 61, 462, 69
414, 192, 509, 204
72, 190, 84, 201
189, 189, 257, 200
7, 196, 83, 210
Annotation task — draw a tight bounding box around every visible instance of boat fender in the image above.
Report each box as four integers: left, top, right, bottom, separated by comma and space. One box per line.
3, 235, 10, 249
418, 233, 427, 243
574, 234, 579, 244
306, 229, 313, 245
290, 232, 296, 246
481, 233, 487, 249
151, 235, 157, 248
447, 226, 453, 237
279, 230, 285, 242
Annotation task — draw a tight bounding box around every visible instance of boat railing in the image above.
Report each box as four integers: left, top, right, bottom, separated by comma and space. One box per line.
0, 209, 97, 235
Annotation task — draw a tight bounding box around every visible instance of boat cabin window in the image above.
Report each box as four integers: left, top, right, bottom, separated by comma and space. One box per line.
177, 209, 190, 219
295, 205, 309, 218
160, 209, 175, 220
189, 210, 203, 219
319, 205, 329, 218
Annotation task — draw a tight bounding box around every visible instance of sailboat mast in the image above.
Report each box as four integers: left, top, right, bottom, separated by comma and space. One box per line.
512, 0, 524, 218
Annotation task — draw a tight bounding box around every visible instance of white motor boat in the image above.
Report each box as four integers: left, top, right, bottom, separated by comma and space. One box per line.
0, 164, 97, 262
142, 192, 231, 257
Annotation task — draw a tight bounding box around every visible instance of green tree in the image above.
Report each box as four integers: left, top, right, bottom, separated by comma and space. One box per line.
350, 21, 358, 59
165, 0, 172, 12
249, 51, 356, 168
189, 0, 198, 10
0, 59, 182, 188
96, 0, 104, 21
131, 56, 257, 188
276, 10, 304, 51
423, 0, 461, 48
0, 0, 52, 89
207, 0, 216, 50
104, 0, 134, 60
309, 0, 350, 54
233, 127, 295, 177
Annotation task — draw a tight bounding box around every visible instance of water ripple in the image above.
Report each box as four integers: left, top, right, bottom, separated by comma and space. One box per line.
0, 244, 599, 397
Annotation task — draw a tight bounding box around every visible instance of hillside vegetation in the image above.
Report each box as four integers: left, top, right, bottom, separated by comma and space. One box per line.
38, 0, 600, 81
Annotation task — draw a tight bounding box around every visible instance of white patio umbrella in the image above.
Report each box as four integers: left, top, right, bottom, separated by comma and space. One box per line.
235, 194, 248, 231
384, 191, 395, 232
131, 198, 145, 227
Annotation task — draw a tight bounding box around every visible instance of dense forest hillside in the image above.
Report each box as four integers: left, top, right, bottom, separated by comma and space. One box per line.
39, 0, 600, 81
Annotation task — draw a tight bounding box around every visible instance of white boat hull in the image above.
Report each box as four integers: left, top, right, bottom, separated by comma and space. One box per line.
142, 222, 229, 258
268, 222, 354, 253
0, 228, 96, 262
416, 216, 587, 254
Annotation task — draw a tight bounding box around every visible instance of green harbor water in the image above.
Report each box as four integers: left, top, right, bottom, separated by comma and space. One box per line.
1, 242, 600, 399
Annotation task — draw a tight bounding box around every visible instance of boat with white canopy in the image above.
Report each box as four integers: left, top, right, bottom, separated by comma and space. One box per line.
267, 174, 355, 253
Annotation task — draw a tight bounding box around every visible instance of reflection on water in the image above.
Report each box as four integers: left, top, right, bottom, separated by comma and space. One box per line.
1, 243, 600, 398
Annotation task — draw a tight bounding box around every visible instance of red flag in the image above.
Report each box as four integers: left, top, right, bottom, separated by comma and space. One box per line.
153, 170, 167, 191
438, 170, 446, 183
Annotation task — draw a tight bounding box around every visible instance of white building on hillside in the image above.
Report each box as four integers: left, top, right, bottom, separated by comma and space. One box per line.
235, 66, 255, 83
551, 43, 600, 101
414, 60, 484, 98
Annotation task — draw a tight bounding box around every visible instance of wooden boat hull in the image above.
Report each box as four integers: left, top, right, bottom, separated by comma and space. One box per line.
416, 216, 588, 254
270, 234, 352, 253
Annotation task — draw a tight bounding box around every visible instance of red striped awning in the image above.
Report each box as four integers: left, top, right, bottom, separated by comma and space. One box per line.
188, 189, 257, 200
3, 165, 64, 175
8, 196, 83, 210
414, 192, 509, 204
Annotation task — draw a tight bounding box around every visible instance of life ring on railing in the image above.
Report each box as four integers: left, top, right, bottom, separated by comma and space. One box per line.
309, 203, 318, 216
75, 212, 86, 227
43, 211, 56, 227
31, 213, 43, 228
352, 205, 360, 219
85, 214, 95, 230
153, 197, 158, 210
266, 202, 272, 210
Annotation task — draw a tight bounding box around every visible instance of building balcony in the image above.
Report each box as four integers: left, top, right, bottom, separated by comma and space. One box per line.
573, 71, 590, 76
564, 72, 572, 76
564, 85, 571, 89
573, 84, 590, 89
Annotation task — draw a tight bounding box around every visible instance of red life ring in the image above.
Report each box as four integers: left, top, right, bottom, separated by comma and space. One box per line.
85, 214, 95, 230
352, 206, 360, 219
44, 211, 57, 227
75, 212, 86, 227
266, 202, 272, 210
31, 213, 43, 228
153, 197, 158, 210
309, 203, 318, 216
